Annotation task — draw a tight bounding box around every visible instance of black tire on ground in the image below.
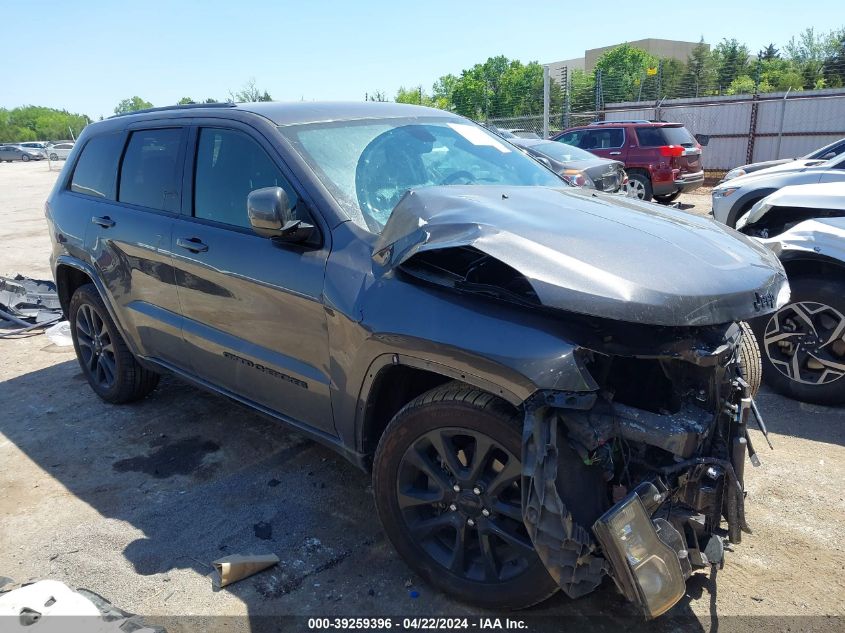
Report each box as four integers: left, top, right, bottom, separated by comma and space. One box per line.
750, 275, 845, 406
50, 153, 58, 161
625, 171, 653, 201
372, 383, 559, 610
21, 154, 30, 162
738, 321, 762, 398
653, 190, 682, 204
69, 283, 159, 403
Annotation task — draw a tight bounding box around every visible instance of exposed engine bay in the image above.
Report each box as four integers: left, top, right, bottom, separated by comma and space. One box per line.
520, 320, 765, 618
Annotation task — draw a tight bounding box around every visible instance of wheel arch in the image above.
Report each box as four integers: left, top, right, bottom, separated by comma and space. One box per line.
780, 253, 845, 279
355, 354, 524, 466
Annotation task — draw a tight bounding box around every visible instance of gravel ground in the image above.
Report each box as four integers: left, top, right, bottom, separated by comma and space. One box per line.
0, 162, 843, 632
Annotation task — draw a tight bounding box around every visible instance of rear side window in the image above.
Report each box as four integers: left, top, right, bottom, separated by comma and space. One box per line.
193, 128, 295, 229
636, 126, 695, 147
118, 128, 184, 212
70, 133, 124, 199
581, 129, 624, 149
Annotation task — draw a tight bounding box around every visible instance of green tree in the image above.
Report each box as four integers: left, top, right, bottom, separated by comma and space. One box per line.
0, 106, 90, 142
395, 85, 433, 106
114, 96, 153, 115
682, 39, 716, 97
758, 44, 780, 61
568, 68, 596, 112
823, 27, 845, 88
593, 44, 658, 103
713, 39, 750, 93
785, 27, 838, 89
431, 74, 458, 110
177, 97, 195, 105
657, 58, 685, 99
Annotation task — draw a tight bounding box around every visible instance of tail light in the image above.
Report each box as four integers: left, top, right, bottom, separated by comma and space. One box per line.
562, 169, 595, 189
659, 145, 684, 158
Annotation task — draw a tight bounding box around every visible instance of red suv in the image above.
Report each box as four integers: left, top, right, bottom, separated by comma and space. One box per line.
552, 121, 704, 203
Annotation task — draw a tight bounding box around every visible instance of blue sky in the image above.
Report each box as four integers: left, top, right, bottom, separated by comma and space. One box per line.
2, 0, 841, 119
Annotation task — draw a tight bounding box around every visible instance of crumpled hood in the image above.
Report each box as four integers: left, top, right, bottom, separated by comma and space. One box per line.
373, 186, 788, 326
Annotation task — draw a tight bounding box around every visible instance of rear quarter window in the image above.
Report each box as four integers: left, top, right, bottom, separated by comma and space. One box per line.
70, 133, 124, 199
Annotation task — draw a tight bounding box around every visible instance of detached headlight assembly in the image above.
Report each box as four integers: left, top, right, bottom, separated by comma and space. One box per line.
593, 491, 686, 619
712, 187, 739, 199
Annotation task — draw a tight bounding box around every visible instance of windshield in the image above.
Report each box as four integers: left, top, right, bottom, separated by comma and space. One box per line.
529, 141, 596, 162
278, 117, 563, 233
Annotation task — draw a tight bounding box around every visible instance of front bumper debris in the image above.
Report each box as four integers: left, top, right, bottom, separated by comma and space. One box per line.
521, 322, 762, 618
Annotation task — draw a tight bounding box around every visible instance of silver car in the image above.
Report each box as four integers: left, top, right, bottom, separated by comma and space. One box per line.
712, 152, 845, 227
0, 145, 43, 162
732, 182, 845, 405
47, 142, 74, 161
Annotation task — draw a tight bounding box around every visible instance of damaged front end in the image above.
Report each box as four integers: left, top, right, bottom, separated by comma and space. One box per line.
521, 321, 761, 618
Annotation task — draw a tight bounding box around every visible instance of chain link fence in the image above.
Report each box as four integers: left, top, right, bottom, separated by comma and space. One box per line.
485, 64, 845, 171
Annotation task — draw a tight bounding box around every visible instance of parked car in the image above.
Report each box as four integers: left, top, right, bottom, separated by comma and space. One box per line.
510, 138, 627, 192
46, 101, 785, 618
0, 144, 43, 162
553, 121, 704, 203
712, 151, 845, 228
48, 142, 74, 161
721, 137, 845, 182
729, 182, 845, 404
18, 141, 48, 158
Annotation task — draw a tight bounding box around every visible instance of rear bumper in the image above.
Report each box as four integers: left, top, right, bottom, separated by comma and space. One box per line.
652, 170, 704, 196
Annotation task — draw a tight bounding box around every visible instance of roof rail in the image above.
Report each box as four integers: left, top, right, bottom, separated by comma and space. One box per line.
108, 102, 236, 119
588, 120, 651, 126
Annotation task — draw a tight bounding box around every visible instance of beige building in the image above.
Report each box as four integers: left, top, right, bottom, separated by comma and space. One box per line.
547, 38, 708, 82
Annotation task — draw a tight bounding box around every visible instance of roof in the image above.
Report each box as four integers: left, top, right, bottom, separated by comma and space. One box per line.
237, 101, 455, 125
107, 101, 457, 126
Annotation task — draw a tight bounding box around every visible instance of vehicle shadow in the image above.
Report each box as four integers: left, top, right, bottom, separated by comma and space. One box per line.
754, 386, 845, 447
0, 355, 708, 630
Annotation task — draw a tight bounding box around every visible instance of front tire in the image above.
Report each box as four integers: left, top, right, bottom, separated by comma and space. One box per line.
372, 383, 558, 609
738, 321, 762, 398
751, 275, 845, 405
69, 284, 159, 403
50, 153, 58, 161
21, 154, 30, 162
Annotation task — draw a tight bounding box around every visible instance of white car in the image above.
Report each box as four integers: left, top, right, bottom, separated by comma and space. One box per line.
733, 182, 845, 405
712, 152, 845, 227
47, 142, 74, 161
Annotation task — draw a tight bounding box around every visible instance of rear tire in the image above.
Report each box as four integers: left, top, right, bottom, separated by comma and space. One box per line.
654, 191, 682, 204
50, 153, 58, 161
625, 171, 653, 201
372, 383, 559, 609
69, 284, 159, 403
750, 275, 845, 405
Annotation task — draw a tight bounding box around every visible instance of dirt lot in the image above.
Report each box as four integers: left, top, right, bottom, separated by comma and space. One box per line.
1, 161, 843, 631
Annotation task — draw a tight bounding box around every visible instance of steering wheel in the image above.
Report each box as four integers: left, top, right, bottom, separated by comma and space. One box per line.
440, 170, 477, 185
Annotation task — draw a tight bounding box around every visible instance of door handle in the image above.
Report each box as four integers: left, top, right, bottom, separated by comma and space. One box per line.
176, 237, 209, 253
91, 216, 115, 228
609, 151, 622, 156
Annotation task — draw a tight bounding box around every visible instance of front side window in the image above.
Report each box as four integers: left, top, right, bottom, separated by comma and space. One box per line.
279, 117, 563, 233
118, 128, 183, 211
70, 133, 124, 199
193, 128, 295, 229
557, 130, 585, 146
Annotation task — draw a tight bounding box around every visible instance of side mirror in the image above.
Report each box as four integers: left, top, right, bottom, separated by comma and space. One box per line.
247, 187, 313, 243
694, 134, 710, 147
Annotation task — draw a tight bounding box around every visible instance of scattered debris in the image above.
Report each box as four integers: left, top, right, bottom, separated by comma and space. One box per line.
44, 320, 72, 346
404, 578, 413, 588
0, 275, 63, 337
751, 596, 764, 602
0, 580, 163, 631
211, 554, 280, 588
267, 478, 281, 487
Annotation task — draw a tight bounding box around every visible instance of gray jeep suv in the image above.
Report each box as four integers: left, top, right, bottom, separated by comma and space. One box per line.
46, 102, 787, 618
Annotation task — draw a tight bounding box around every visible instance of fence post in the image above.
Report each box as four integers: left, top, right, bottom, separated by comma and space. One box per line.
595, 70, 603, 122
747, 93, 759, 163
775, 88, 792, 159
561, 66, 570, 131
543, 65, 550, 139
